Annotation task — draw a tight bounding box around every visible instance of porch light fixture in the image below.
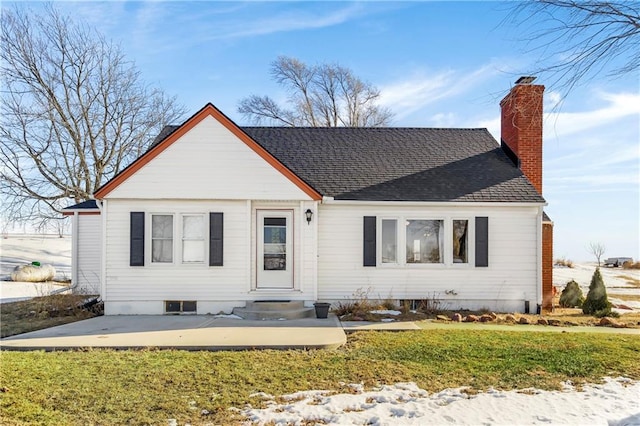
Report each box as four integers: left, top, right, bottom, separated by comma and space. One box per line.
305, 209, 313, 225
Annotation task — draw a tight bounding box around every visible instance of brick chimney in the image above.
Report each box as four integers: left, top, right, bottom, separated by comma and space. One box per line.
501, 77, 554, 312
500, 76, 545, 195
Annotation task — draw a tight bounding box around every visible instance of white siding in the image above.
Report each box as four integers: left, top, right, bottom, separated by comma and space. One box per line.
103, 199, 317, 314
107, 116, 312, 201
76, 215, 102, 295
317, 204, 541, 313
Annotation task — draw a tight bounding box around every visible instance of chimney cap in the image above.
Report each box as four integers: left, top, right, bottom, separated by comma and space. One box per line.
516, 76, 537, 85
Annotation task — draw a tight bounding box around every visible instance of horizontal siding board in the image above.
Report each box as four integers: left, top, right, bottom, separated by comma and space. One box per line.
317, 204, 540, 303
108, 117, 311, 200
104, 199, 317, 302
77, 215, 102, 294
105, 200, 250, 301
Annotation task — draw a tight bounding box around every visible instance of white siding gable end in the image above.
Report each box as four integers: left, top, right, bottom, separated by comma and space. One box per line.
107, 115, 313, 201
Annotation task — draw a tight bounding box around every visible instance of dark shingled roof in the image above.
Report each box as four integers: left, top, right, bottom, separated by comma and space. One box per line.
151, 125, 179, 146
63, 200, 99, 210
150, 125, 545, 203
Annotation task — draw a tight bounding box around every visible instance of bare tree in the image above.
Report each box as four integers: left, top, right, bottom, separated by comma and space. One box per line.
506, 1, 640, 95
587, 242, 606, 266
0, 4, 186, 226
238, 56, 394, 127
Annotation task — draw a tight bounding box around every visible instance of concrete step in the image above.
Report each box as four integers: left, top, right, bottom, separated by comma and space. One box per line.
233, 301, 316, 320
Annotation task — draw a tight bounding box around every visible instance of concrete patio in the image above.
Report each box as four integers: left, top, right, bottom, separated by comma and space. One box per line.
0, 314, 350, 351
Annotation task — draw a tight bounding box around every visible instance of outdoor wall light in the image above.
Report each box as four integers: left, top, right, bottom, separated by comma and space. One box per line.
305, 208, 313, 225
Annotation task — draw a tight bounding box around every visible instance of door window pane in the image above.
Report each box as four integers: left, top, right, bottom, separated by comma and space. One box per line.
264, 217, 286, 270
406, 219, 444, 264
182, 215, 204, 263
453, 220, 469, 263
381, 219, 397, 263
152, 215, 173, 263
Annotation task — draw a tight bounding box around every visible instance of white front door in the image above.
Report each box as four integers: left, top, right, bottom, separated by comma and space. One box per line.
257, 210, 294, 289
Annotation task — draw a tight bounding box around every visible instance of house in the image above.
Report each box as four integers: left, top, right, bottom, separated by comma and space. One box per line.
64, 77, 554, 315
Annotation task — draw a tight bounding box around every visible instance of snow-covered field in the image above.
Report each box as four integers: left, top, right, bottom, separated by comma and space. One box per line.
242, 378, 640, 426
0, 234, 72, 302
554, 262, 640, 310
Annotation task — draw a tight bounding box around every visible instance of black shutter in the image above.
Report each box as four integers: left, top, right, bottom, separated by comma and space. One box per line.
210, 212, 223, 266
475, 216, 489, 267
363, 216, 376, 267
130, 212, 145, 266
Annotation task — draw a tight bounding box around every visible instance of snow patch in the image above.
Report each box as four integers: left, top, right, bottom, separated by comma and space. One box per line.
212, 314, 244, 320
242, 377, 640, 425
370, 310, 402, 316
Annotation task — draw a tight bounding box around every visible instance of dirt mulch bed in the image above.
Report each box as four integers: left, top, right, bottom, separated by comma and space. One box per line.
1, 294, 102, 338
339, 307, 640, 329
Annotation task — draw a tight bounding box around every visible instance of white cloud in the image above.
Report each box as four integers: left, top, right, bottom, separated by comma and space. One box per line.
214, 3, 367, 40
478, 90, 640, 141
429, 112, 458, 128
127, 2, 370, 53
379, 63, 500, 120
544, 92, 640, 139
54, 2, 374, 56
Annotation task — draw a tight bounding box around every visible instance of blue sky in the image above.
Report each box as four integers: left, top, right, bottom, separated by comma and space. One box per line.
18, 1, 640, 261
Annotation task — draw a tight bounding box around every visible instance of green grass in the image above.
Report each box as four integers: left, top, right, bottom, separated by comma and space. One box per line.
1, 330, 639, 425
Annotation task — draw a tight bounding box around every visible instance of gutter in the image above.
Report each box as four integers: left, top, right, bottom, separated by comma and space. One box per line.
320, 197, 547, 208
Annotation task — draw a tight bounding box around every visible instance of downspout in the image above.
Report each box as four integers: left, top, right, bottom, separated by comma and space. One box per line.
72, 211, 79, 292
536, 206, 543, 312
312, 200, 319, 303
98, 199, 107, 304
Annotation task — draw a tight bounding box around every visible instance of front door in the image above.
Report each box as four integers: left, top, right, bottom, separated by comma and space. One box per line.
257, 210, 293, 289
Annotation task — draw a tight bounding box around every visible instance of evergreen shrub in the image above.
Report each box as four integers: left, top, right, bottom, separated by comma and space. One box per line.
559, 280, 584, 308
582, 268, 611, 316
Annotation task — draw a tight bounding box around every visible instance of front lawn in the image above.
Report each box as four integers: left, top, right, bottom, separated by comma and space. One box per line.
1, 330, 639, 425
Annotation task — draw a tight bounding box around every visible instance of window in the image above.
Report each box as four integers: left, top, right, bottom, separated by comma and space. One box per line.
152, 214, 173, 263
165, 300, 197, 313
263, 217, 287, 270
131, 211, 223, 266
381, 219, 397, 263
182, 215, 205, 263
405, 219, 444, 264
369, 216, 482, 267
453, 220, 469, 263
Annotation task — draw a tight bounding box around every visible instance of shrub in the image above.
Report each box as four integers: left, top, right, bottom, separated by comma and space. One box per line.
559, 280, 584, 308
380, 297, 398, 311
554, 257, 574, 268
333, 288, 375, 317
622, 261, 640, 270
582, 268, 612, 316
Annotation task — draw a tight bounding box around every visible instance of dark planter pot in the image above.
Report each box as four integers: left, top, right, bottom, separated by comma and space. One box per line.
314, 302, 331, 319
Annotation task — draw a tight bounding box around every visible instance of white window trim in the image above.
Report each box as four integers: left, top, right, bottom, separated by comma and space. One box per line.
378, 217, 400, 266
451, 217, 474, 268
147, 212, 209, 266
404, 217, 447, 267
377, 216, 475, 268
181, 213, 207, 265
